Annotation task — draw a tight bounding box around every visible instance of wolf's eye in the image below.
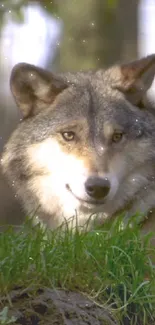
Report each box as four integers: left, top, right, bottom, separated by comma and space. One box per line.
112, 132, 123, 143
61, 131, 75, 141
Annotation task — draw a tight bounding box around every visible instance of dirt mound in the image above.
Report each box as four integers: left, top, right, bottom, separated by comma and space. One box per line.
1, 287, 117, 325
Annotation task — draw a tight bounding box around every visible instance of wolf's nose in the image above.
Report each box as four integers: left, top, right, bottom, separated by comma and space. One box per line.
85, 177, 110, 200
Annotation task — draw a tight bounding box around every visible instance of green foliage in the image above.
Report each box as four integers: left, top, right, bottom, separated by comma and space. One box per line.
0, 215, 155, 324
0, 0, 119, 31
0, 0, 58, 29
106, 0, 118, 10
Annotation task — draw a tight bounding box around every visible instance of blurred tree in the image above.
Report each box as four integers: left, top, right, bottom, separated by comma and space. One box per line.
57, 0, 139, 71
0, 0, 139, 71
0, 0, 139, 70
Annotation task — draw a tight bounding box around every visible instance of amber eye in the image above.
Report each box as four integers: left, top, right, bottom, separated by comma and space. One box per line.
112, 132, 123, 143
61, 131, 75, 141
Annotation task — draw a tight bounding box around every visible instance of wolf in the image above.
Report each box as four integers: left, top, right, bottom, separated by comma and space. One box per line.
2, 54, 155, 232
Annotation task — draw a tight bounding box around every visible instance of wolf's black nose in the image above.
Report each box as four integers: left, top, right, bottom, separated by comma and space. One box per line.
85, 177, 110, 200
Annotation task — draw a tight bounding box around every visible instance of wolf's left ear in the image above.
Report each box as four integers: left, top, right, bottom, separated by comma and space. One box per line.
115, 54, 155, 105
10, 63, 68, 118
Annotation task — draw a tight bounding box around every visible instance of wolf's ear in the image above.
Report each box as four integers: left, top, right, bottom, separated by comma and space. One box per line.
115, 54, 155, 105
10, 63, 68, 118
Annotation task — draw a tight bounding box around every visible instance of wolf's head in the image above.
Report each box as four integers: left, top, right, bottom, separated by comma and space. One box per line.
2, 55, 155, 227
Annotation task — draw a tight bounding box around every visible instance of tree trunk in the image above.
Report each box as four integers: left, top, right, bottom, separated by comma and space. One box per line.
56, 0, 139, 71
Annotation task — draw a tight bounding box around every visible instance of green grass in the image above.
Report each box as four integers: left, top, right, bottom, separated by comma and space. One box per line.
0, 215, 155, 324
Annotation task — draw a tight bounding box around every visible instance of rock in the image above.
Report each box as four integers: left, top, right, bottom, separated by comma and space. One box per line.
1, 287, 118, 325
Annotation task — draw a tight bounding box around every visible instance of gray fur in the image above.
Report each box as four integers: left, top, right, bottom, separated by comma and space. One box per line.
2, 55, 155, 232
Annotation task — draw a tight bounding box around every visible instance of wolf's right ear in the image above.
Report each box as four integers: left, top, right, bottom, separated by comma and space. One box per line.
10, 63, 68, 118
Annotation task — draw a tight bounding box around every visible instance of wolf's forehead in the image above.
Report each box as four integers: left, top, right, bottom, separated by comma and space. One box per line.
30, 74, 138, 136
45, 81, 131, 129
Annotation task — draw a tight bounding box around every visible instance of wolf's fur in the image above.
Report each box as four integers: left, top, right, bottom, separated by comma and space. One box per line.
2, 55, 155, 231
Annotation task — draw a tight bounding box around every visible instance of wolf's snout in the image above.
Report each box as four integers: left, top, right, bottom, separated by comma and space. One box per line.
85, 177, 110, 200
